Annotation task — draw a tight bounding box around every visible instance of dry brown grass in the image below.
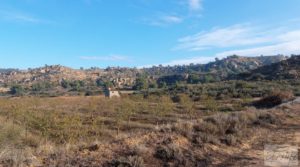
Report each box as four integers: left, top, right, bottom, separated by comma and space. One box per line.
0, 96, 291, 166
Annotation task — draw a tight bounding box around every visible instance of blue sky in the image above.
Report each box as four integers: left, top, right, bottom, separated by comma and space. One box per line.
0, 0, 300, 69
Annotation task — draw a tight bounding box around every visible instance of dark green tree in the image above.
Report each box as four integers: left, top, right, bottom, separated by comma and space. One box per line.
10, 85, 24, 95
61, 79, 70, 89
133, 77, 148, 90
149, 82, 158, 89
203, 74, 215, 83
188, 74, 200, 84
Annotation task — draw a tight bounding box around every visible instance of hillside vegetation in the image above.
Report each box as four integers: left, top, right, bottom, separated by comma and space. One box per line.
0, 55, 291, 97
237, 55, 300, 80
0, 55, 299, 166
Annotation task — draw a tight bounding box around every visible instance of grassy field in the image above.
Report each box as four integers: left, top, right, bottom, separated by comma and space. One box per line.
0, 93, 298, 166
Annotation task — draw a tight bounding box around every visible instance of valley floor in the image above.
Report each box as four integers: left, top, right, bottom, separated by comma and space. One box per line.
0, 96, 299, 167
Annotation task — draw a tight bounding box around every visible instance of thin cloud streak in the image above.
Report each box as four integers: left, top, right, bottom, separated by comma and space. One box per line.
0, 9, 52, 24
188, 0, 202, 11
176, 24, 273, 51
216, 40, 300, 57
140, 0, 203, 27
165, 39, 300, 66
139, 56, 214, 68
142, 14, 183, 27
80, 55, 129, 61
165, 25, 300, 66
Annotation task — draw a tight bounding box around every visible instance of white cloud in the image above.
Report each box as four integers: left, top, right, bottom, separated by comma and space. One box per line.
0, 10, 43, 23
216, 40, 300, 57
143, 14, 183, 26
214, 29, 300, 57
0, 9, 54, 25
80, 55, 129, 61
162, 15, 183, 24
141, 39, 300, 68
277, 30, 300, 42
163, 56, 214, 66
188, 0, 202, 11
139, 56, 215, 68
165, 24, 300, 66
176, 24, 272, 51
161, 40, 300, 66
140, 0, 203, 27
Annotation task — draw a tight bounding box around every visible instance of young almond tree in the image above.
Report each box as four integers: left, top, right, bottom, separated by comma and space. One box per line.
114, 98, 136, 136
204, 96, 218, 112
157, 96, 173, 116
179, 94, 196, 120
121, 98, 136, 127
156, 96, 174, 126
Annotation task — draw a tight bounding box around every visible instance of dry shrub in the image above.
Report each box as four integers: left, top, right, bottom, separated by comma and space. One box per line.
193, 133, 220, 145
192, 115, 241, 146
42, 146, 79, 167
0, 147, 36, 167
203, 113, 245, 136
154, 142, 208, 166
21, 135, 40, 148
131, 145, 150, 156
0, 122, 23, 147
188, 111, 280, 146
154, 144, 184, 164
171, 121, 194, 137
107, 155, 145, 167
253, 91, 294, 108
253, 112, 281, 126
222, 135, 237, 146
193, 121, 219, 135
79, 144, 100, 152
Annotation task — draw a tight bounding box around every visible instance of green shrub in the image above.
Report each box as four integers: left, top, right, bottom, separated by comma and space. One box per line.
10, 85, 24, 96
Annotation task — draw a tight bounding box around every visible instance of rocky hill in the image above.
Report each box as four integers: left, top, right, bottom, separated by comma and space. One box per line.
0, 65, 140, 86
0, 65, 87, 85
0, 55, 289, 91
205, 55, 287, 73
237, 55, 300, 80
143, 55, 288, 77
0, 68, 19, 73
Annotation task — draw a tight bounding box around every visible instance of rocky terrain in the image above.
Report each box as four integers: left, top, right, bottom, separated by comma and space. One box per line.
237, 55, 300, 80
0, 55, 288, 89
0, 65, 87, 85
0, 65, 139, 89
143, 55, 288, 77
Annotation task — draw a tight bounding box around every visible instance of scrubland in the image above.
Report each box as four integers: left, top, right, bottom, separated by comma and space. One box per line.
0, 91, 299, 167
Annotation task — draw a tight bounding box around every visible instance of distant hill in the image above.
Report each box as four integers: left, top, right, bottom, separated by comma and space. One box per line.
205, 55, 288, 73
0, 65, 89, 85
0, 68, 19, 73
143, 55, 288, 77
0, 55, 289, 90
236, 55, 300, 80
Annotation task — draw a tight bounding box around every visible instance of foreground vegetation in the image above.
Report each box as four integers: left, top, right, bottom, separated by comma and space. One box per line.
0, 86, 298, 166
0, 52, 299, 167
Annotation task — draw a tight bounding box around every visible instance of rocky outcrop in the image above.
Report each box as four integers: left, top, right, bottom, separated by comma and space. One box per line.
237, 55, 300, 80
